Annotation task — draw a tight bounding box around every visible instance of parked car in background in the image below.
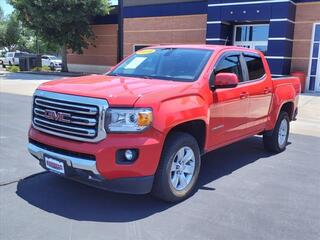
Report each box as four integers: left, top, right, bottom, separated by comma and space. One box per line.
28, 45, 301, 202
3, 52, 28, 67
41, 55, 62, 71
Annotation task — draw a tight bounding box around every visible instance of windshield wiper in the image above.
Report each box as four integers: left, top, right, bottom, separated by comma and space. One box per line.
107, 73, 121, 76
141, 75, 153, 79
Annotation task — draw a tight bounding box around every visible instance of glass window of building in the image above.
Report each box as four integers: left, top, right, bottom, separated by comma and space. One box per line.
234, 25, 269, 54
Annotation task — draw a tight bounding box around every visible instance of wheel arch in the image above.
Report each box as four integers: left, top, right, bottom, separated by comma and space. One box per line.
279, 101, 295, 121
266, 100, 296, 131
165, 119, 207, 155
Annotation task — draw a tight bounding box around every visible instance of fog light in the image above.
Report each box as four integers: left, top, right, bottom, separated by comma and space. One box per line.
116, 149, 139, 164
125, 149, 134, 161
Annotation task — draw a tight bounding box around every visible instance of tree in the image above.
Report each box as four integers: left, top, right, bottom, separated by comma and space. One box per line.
10, 0, 112, 72
0, 13, 20, 51
0, 10, 60, 54
0, 6, 4, 20
17, 27, 60, 55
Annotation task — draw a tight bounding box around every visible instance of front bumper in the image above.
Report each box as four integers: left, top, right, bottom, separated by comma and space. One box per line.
28, 142, 99, 174
28, 142, 154, 194
28, 126, 165, 194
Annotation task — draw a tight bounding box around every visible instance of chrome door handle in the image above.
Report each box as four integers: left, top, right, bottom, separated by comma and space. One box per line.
264, 88, 271, 94
240, 92, 249, 99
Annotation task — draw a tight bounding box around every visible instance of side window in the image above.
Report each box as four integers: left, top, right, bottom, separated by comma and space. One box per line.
215, 55, 243, 82
244, 54, 265, 81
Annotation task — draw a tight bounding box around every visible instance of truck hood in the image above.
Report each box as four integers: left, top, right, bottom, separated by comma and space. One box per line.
38, 74, 195, 106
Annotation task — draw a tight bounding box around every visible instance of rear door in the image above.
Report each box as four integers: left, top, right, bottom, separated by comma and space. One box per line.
208, 52, 250, 147
241, 52, 272, 133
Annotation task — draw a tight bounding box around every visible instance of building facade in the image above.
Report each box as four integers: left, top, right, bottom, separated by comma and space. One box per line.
68, 0, 320, 92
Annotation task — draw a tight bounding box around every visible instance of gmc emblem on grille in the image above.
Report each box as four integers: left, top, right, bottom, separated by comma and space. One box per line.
43, 109, 71, 123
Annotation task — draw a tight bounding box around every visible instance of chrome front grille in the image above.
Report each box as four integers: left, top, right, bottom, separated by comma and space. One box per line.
32, 90, 108, 142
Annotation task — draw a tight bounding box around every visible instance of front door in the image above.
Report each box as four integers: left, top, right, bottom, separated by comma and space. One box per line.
208, 52, 250, 148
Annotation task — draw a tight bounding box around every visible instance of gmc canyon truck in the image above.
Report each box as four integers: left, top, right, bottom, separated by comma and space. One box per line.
28, 45, 300, 202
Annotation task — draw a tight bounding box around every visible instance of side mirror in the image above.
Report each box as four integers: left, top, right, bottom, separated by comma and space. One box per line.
214, 73, 239, 89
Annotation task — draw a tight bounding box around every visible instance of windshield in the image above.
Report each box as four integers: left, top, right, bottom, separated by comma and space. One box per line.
108, 48, 213, 82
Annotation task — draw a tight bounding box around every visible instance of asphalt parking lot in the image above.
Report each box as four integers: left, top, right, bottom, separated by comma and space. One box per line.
0, 71, 320, 240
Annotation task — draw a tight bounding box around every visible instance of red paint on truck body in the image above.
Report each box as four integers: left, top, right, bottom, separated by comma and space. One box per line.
29, 45, 300, 180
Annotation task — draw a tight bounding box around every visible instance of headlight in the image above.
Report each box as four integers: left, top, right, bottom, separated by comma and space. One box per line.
105, 108, 153, 133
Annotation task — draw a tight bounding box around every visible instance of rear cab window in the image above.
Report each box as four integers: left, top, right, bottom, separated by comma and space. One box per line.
243, 53, 266, 81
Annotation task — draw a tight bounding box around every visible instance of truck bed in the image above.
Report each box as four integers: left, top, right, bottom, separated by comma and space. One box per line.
272, 76, 301, 94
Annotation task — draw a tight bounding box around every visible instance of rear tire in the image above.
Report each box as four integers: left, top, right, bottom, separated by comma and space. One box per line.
263, 112, 290, 153
152, 132, 201, 202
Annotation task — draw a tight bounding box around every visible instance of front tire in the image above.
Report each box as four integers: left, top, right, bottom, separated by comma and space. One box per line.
152, 132, 201, 202
263, 112, 290, 153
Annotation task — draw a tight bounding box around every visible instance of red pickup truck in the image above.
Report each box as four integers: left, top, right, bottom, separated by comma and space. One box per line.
28, 45, 300, 202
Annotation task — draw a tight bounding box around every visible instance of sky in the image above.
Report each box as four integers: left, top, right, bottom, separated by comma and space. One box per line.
0, 0, 13, 16
0, 0, 118, 16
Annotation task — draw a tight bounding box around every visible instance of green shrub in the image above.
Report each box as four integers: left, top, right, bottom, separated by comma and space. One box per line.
31, 67, 42, 72
31, 66, 52, 72
7, 66, 20, 72
41, 66, 51, 72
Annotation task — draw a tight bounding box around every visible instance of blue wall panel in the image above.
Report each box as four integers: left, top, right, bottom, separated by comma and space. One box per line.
206, 0, 297, 75
206, 23, 232, 40
271, 2, 296, 19
312, 43, 319, 58
308, 23, 320, 91
315, 25, 320, 41
123, 1, 207, 18
309, 77, 316, 91
267, 40, 293, 58
220, 4, 272, 21
269, 21, 294, 39
122, 0, 319, 77
208, 0, 320, 3
92, 14, 118, 24
267, 59, 292, 75
310, 59, 318, 75
207, 7, 221, 21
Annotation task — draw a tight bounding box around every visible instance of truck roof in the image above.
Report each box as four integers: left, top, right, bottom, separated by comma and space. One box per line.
145, 44, 262, 54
